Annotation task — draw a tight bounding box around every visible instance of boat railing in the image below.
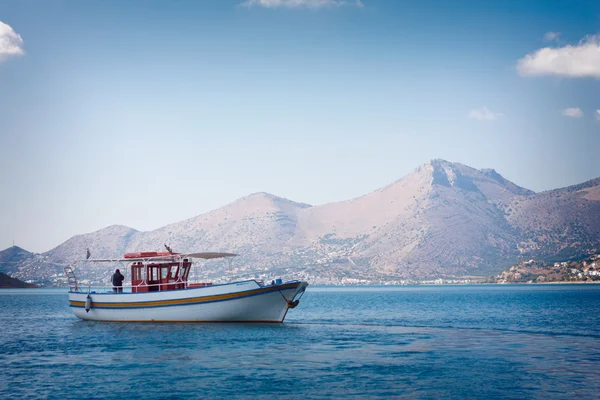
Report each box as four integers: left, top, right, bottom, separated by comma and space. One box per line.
68, 281, 211, 294
68, 278, 289, 294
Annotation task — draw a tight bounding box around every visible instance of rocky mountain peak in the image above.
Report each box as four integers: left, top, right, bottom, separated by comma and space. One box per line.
0, 245, 32, 263
427, 159, 480, 192
0, 245, 36, 276
239, 192, 312, 209
98, 224, 138, 234
479, 168, 534, 196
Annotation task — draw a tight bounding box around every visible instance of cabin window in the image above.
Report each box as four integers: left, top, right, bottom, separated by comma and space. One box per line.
170, 265, 179, 280
148, 266, 157, 281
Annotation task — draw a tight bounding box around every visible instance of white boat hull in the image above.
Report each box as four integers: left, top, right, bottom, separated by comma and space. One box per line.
68, 280, 308, 323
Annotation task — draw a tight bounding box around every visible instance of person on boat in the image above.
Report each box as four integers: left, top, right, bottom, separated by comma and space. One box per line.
112, 269, 124, 293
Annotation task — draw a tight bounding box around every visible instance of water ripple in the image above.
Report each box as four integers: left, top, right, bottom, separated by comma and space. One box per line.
1, 285, 599, 399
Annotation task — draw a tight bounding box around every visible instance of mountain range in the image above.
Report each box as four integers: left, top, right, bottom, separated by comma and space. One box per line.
2, 159, 599, 285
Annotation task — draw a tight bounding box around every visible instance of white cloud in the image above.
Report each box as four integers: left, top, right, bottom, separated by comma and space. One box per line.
596, 109, 600, 120
240, 0, 363, 8
517, 35, 600, 78
467, 107, 503, 121
0, 21, 24, 62
543, 32, 560, 42
562, 107, 583, 118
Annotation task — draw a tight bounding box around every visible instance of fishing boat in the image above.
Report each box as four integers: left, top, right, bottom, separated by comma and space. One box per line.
64, 250, 308, 323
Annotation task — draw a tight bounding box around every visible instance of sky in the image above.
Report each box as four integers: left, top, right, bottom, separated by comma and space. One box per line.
0, 0, 599, 252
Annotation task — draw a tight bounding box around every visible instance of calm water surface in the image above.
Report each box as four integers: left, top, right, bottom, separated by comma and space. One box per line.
1, 285, 599, 399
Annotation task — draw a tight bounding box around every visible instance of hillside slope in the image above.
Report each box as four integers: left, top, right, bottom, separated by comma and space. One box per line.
0, 246, 34, 275
5, 160, 600, 284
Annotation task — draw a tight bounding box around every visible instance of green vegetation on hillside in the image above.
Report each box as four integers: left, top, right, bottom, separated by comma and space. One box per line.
0, 272, 39, 288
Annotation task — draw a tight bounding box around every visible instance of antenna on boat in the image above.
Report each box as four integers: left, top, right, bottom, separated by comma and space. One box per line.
164, 243, 173, 254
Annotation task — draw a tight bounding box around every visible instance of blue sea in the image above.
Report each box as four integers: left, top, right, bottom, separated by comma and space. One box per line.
1, 285, 600, 399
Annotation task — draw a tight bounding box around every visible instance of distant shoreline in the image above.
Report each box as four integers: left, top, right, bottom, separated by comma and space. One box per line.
2, 282, 600, 289
0, 286, 42, 289
493, 281, 600, 285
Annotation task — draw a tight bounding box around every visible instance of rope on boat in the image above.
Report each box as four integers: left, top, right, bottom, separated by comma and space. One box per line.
289, 286, 307, 308
277, 289, 289, 302
278, 284, 306, 309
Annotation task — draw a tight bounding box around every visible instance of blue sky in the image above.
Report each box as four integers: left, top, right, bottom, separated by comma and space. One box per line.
1, 0, 599, 252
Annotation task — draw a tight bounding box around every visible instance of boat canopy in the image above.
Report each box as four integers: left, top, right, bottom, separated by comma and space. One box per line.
184, 252, 238, 259
86, 252, 238, 263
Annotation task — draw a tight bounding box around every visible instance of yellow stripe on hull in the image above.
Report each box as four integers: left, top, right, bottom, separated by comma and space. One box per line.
70, 282, 300, 309
95, 320, 283, 323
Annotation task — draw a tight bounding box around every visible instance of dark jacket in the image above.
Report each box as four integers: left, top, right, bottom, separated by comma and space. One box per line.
112, 271, 124, 286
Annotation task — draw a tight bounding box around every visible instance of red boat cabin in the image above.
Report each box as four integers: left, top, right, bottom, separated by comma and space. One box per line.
125, 252, 213, 292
